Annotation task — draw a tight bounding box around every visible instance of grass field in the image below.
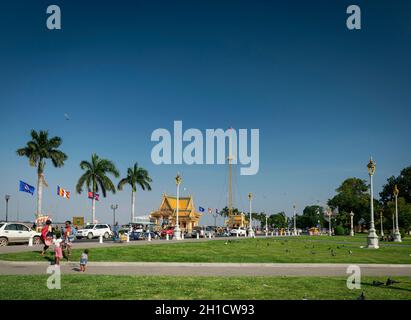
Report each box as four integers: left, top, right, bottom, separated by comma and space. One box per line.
1, 236, 410, 264
1, 274, 410, 300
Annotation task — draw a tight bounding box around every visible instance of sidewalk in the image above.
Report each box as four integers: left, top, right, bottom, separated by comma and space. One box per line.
1, 261, 410, 276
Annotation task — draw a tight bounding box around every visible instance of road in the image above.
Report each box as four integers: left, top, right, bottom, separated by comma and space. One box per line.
0, 261, 410, 276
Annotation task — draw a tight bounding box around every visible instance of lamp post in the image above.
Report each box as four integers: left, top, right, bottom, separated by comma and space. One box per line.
393, 185, 402, 242
380, 210, 384, 237
293, 204, 297, 236
110, 204, 118, 227
174, 173, 182, 240
248, 193, 254, 237
350, 211, 354, 236
265, 214, 268, 236
5, 195, 10, 222
366, 158, 379, 249
327, 208, 332, 236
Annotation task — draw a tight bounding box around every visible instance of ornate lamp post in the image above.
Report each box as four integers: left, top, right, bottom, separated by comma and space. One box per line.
327, 208, 332, 236
110, 204, 118, 227
350, 211, 354, 236
248, 193, 254, 237
5, 195, 10, 222
380, 210, 384, 237
366, 158, 379, 249
293, 204, 297, 236
393, 185, 402, 242
174, 173, 182, 240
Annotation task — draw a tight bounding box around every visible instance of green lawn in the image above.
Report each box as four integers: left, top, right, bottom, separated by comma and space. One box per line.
1, 236, 410, 264
1, 275, 410, 300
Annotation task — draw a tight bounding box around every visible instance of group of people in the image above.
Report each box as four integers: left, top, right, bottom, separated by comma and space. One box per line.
39, 220, 88, 271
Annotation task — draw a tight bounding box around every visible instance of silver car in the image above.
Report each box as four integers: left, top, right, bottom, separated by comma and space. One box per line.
0, 222, 42, 246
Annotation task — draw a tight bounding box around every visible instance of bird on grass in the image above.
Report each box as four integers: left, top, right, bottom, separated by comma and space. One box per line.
386, 278, 400, 286
372, 280, 384, 287
357, 292, 365, 300
331, 249, 336, 256
348, 250, 353, 255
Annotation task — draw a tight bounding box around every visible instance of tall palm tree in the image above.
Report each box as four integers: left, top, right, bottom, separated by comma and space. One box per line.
76, 153, 120, 223
118, 163, 152, 223
17, 130, 67, 218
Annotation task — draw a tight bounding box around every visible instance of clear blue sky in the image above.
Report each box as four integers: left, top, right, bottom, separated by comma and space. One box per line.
0, 0, 410, 225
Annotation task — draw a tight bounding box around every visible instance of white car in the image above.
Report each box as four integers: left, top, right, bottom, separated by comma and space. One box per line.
230, 227, 247, 236
76, 224, 113, 240
0, 222, 42, 246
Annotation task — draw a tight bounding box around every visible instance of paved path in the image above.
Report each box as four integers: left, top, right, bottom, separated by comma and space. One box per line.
1, 261, 410, 276
0, 237, 237, 254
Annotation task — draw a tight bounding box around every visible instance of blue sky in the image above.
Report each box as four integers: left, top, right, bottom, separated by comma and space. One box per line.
0, 0, 410, 225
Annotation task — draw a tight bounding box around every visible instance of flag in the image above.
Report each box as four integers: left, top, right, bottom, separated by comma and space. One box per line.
57, 186, 70, 199
199, 206, 205, 212
88, 191, 100, 201
208, 208, 212, 214
215, 209, 220, 214
19, 180, 35, 195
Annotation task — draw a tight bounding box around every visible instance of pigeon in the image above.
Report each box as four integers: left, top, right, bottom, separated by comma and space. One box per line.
372, 281, 384, 287
331, 249, 336, 256
64, 113, 70, 120
357, 292, 365, 300
348, 250, 353, 255
386, 278, 400, 286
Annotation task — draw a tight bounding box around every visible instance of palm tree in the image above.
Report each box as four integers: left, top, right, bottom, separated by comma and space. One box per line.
17, 130, 67, 218
76, 153, 120, 223
118, 163, 152, 223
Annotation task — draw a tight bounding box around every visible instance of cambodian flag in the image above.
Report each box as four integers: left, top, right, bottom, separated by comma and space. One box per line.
19, 181, 35, 195
88, 191, 100, 201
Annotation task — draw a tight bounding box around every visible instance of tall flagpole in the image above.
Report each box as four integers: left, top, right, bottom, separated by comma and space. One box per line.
228, 127, 233, 225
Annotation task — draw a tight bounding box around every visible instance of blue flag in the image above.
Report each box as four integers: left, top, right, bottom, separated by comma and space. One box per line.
199, 206, 205, 212
19, 180, 35, 195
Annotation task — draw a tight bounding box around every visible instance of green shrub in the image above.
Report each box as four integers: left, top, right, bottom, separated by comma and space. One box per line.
334, 225, 345, 235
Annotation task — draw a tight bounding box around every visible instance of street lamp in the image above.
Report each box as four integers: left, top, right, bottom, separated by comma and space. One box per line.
380, 210, 384, 238
265, 213, 268, 236
366, 158, 379, 249
5, 195, 10, 222
293, 204, 297, 236
174, 173, 182, 240
350, 211, 354, 236
327, 208, 332, 236
393, 185, 402, 242
110, 204, 118, 227
248, 193, 254, 237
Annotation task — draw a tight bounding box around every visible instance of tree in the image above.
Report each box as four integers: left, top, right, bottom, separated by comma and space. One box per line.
76, 153, 120, 223
118, 163, 152, 223
328, 178, 375, 229
383, 197, 411, 234
380, 166, 411, 204
219, 206, 240, 217
268, 212, 288, 229
296, 205, 325, 229
16, 130, 67, 218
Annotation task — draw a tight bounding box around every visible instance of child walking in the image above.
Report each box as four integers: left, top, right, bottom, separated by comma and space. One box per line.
79, 249, 89, 272
53, 235, 63, 266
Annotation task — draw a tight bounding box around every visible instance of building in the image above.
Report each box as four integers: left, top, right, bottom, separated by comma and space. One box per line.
226, 212, 248, 228
150, 194, 202, 233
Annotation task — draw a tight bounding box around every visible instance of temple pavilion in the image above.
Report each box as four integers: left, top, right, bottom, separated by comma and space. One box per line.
149, 194, 202, 233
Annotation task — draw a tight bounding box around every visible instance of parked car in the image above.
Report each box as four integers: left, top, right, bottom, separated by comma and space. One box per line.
160, 227, 174, 238
0, 222, 42, 246
230, 227, 247, 236
76, 224, 113, 239
191, 226, 203, 238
